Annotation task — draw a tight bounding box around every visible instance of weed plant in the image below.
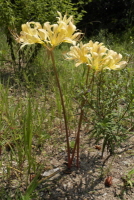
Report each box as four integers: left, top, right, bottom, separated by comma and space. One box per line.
85, 67, 134, 156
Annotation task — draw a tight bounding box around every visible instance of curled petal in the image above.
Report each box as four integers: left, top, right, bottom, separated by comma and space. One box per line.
57, 11, 73, 25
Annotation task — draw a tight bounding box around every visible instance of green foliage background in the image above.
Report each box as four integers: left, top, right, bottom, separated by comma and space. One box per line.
0, 0, 83, 31
1, 0, 134, 36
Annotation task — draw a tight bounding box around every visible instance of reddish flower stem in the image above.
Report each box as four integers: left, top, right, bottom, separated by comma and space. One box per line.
50, 50, 71, 168
70, 67, 91, 168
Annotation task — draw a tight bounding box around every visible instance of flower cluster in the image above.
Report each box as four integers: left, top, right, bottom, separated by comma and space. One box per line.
14, 12, 82, 50
65, 40, 127, 71
13, 12, 127, 71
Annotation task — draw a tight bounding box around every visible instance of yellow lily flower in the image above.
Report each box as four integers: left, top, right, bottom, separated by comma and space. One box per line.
65, 42, 91, 67
56, 12, 82, 45
103, 50, 127, 70
87, 41, 108, 71
42, 22, 67, 49
63, 22, 82, 45
41, 12, 82, 49
15, 22, 45, 48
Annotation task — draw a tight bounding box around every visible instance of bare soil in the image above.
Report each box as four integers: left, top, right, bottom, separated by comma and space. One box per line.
35, 131, 134, 200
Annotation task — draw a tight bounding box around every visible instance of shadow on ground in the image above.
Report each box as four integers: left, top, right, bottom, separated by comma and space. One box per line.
37, 153, 106, 200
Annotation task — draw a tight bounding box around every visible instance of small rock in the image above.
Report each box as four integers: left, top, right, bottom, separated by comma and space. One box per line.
103, 193, 107, 196
63, 184, 67, 190
72, 171, 76, 177
42, 168, 60, 176
123, 161, 130, 167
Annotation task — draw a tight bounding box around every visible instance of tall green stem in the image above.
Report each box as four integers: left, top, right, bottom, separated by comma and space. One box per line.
50, 50, 71, 168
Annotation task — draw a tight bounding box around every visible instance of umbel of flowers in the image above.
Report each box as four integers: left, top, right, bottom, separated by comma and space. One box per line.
12, 12, 127, 169
65, 40, 127, 71
14, 12, 82, 50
